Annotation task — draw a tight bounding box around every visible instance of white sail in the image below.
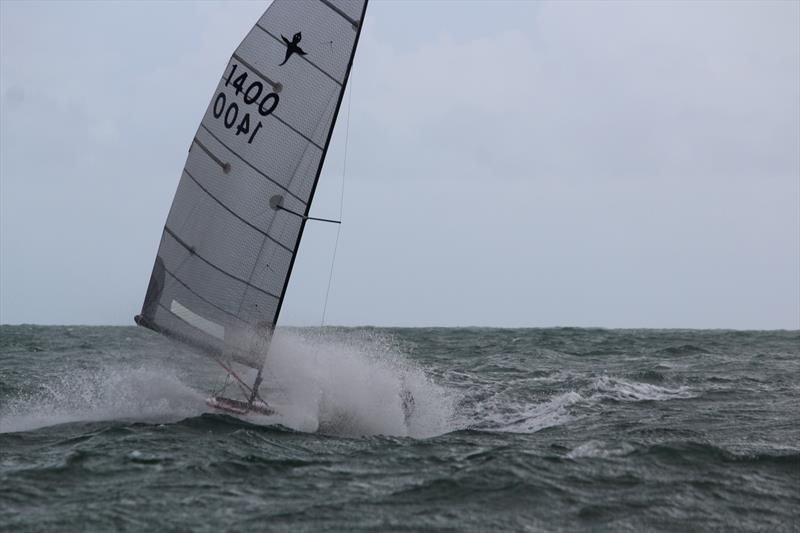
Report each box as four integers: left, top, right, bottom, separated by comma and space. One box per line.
137, 0, 368, 369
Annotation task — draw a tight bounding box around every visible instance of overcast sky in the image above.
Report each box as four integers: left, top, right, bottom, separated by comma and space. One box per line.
1, 0, 798, 329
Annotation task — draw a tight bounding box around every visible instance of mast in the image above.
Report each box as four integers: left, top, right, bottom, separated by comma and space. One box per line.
247, 0, 369, 403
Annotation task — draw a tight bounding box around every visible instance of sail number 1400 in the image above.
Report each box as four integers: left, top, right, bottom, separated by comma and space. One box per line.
212, 63, 280, 144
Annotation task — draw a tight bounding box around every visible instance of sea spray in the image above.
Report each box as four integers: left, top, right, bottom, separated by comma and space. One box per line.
260, 328, 458, 438
0, 328, 460, 438
0, 365, 205, 434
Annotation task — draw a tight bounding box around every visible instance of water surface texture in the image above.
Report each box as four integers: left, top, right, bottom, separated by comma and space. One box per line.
1, 326, 798, 531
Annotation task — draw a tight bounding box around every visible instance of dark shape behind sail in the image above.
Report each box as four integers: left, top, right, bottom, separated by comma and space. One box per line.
136, 0, 368, 367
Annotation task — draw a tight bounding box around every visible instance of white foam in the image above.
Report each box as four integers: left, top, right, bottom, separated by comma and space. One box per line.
457, 374, 696, 436
255, 329, 458, 438
466, 390, 583, 434
590, 376, 695, 402
567, 439, 636, 459
0, 365, 206, 434
497, 391, 583, 433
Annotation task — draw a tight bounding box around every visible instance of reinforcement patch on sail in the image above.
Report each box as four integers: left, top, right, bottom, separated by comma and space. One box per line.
138, 0, 367, 366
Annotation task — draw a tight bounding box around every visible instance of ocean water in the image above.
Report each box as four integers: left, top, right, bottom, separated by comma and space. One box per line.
0, 325, 798, 532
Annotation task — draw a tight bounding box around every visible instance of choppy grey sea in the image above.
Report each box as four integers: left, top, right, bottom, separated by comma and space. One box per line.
1, 325, 798, 531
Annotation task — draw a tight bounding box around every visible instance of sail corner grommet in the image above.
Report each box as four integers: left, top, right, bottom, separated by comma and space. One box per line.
269, 194, 284, 210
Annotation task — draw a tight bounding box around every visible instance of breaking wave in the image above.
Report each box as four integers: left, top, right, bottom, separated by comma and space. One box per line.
567, 440, 637, 459
469, 391, 583, 434
462, 375, 696, 436
590, 375, 695, 402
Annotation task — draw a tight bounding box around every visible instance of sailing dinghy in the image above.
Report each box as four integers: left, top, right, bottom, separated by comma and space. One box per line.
135, 0, 368, 416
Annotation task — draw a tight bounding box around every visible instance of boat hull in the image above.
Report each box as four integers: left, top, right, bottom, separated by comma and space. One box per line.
206, 396, 275, 416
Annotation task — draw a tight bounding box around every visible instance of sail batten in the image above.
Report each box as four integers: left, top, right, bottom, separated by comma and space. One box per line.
137, 0, 368, 367
318, 0, 360, 27
182, 169, 294, 253
197, 125, 310, 204
159, 267, 248, 325
161, 227, 282, 301
230, 53, 282, 91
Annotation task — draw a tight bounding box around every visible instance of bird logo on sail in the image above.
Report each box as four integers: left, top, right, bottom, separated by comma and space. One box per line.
279, 32, 306, 66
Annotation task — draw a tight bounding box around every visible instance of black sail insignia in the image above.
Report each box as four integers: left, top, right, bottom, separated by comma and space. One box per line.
279, 32, 307, 65
136, 0, 368, 371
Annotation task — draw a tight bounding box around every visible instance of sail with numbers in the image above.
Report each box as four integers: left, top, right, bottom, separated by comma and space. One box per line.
135, 0, 368, 412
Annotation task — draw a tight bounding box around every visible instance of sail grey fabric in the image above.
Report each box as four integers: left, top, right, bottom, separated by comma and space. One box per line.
137, 0, 367, 367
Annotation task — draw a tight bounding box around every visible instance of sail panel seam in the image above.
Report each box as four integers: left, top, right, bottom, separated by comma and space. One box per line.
270, 113, 324, 151
161, 263, 250, 325
229, 53, 326, 150
317, 0, 359, 27
199, 125, 307, 205
253, 24, 343, 86
183, 168, 294, 254
231, 53, 281, 90
163, 226, 280, 300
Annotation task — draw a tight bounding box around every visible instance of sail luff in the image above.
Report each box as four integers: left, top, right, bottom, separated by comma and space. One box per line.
270, 0, 369, 329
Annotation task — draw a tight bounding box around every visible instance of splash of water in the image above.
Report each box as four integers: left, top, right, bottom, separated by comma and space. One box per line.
257, 329, 457, 438
0, 329, 461, 438
0, 365, 205, 434
0, 329, 697, 438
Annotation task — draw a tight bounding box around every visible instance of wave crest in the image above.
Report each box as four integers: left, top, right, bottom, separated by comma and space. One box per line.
591, 376, 694, 402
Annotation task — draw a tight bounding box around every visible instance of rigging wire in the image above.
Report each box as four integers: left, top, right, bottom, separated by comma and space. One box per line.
321, 74, 354, 326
